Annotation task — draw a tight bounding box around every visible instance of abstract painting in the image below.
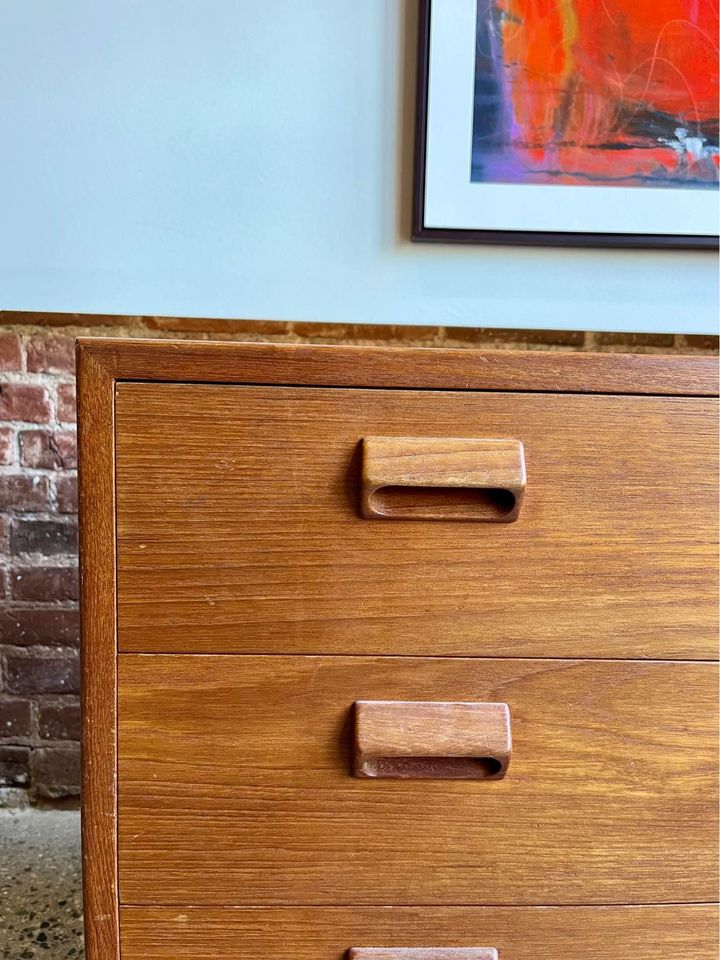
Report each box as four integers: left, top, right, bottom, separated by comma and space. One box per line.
414, 0, 719, 246
471, 0, 719, 190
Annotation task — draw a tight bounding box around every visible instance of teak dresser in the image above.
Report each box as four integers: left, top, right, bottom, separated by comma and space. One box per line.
78, 339, 719, 960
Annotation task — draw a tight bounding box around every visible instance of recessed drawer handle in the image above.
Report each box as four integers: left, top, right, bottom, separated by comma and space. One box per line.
348, 949, 499, 959
353, 701, 511, 780
361, 437, 525, 522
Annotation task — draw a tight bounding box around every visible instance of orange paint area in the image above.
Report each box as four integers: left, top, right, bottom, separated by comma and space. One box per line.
473, 0, 719, 187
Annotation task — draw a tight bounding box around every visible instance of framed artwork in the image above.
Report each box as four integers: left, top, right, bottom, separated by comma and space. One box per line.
413, 0, 719, 247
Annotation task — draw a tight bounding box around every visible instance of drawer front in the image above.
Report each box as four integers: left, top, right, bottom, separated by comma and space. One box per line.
118, 655, 718, 906
120, 906, 719, 959
115, 384, 718, 659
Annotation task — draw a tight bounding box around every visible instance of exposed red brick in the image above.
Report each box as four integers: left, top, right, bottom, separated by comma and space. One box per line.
56, 475, 78, 514
0, 568, 7, 599
10, 518, 78, 556
0, 427, 13, 465
56, 383, 77, 422
19, 429, 77, 469
447, 326, 586, 347
0, 698, 34, 739
38, 699, 80, 740
11, 565, 79, 602
0, 475, 51, 511
0, 745, 30, 786
0, 607, 80, 646
2, 310, 125, 328
145, 315, 293, 336
31, 744, 80, 798
675, 334, 720, 352
0, 313, 718, 354
594, 331, 675, 348
291, 321, 440, 343
0, 334, 22, 371
3, 648, 80, 695
26, 335, 76, 374
0, 384, 51, 423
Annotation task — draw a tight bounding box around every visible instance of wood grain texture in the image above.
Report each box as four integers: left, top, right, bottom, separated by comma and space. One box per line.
353, 701, 511, 779
118, 655, 718, 906
349, 949, 497, 959
76, 345, 120, 959
80, 341, 719, 960
119, 906, 719, 959
115, 385, 719, 659
78, 337, 720, 395
361, 438, 525, 521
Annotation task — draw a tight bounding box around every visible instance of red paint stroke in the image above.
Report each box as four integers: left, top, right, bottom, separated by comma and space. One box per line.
496, 0, 719, 185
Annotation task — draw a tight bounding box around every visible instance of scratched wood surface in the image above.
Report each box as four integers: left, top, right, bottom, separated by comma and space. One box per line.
115, 385, 719, 659
117, 655, 718, 906
119, 905, 719, 959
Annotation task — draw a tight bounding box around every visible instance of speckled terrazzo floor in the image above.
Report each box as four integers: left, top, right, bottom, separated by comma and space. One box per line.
0, 810, 84, 959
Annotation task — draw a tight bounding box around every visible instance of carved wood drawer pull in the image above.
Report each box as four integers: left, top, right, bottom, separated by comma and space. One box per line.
353, 701, 511, 780
348, 950, 499, 959
361, 436, 525, 522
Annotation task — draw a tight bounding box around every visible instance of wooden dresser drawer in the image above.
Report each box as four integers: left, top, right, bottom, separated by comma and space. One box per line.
115, 383, 718, 660
118, 654, 718, 906
120, 905, 720, 959
78, 341, 719, 960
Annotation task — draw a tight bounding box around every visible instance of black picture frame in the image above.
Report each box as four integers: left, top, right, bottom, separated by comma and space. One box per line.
411, 0, 718, 249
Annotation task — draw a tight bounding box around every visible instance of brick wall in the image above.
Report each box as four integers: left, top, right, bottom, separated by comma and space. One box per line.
0, 311, 717, 804
0, 330, 79, 802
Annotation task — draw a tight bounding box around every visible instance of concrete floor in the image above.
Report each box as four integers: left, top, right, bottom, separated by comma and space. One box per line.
0, 809, 84, 959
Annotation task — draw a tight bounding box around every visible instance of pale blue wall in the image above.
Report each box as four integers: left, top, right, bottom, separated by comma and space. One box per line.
0, 1, 716, 333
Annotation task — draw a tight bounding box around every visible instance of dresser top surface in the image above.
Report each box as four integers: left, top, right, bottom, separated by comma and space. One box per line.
76, 337, 719, 397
